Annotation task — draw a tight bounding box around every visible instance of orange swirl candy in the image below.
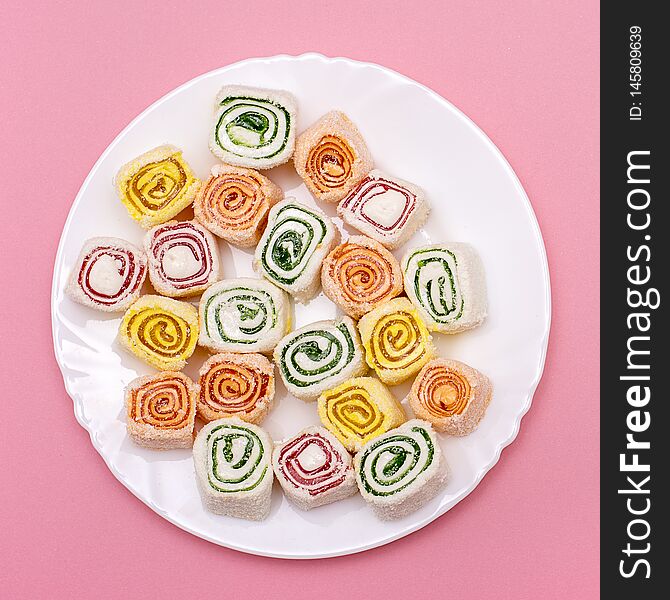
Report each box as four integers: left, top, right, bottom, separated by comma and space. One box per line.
125, 371, 197, 449
307, 135, 354, 192
118, 295, 199, 371
197, 353, 275, 424
321, 235, 403, 319
409, 358, 493, 436
115, 145, 200, 228
294, 111, 373, 203
194, 164, 283, 247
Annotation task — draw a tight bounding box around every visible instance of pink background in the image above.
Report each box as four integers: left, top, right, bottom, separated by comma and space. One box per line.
1, 1, 599, 598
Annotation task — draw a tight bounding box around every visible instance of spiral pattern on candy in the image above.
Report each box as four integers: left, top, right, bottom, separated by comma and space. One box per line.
128, 373, 192, 429
119, 296, 198, 370
357, 424, 435, 497
116, 146, 200, 228
417, 364, 471, 418
212, 90, 293, 165
322, 385, 383, 441
195, 165, 284, 247
206, 422, 269, 493
198, 353, 273, 423
276, 432, 348, 496
322, 236, 402, 318
146, 221, 217, 295
75, 240, 146, 309
199, 279, 288, 354
341, 175, 418, 234
258, 203, 328, 285
306, 135, 354, 192
403, 247, 464, 325
278, 322, 356, 389
128, 157, 186, 213
368, 311, 427, 372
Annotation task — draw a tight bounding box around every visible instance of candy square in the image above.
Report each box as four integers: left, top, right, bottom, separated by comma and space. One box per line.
402, 242, 487, 334
114, 145, 201, 228
198, 278, 290, 354
337, 169, 430, 249
354, 419, 449, 520
253, 199, 339, 302
317, 376, 406, 453
321, 235, 403, 319
118, 295, 199, 371
209, 85, 297, 170
194, 163, 283, 247
358, 297, 435, 385
144, 220, 220, 297
274, 317, 367, 402
66, 236, 147, 312
193, 418, 274, 520
197, 352, 275, 424
317, 377, 406, 452
294, 111, 373, 203
409, 358, 492, 435
272, 426, 357, 511
125, 371, 197, 449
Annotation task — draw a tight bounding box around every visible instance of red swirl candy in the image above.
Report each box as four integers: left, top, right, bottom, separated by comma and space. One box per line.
277, 432, 349, 496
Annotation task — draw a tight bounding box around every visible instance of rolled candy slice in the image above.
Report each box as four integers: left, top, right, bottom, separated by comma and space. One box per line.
118, 295, 199, 371
294, 111, 373, 203
254, 199, 339, 302
402, 242, 487, 334
115, 145, 201, 228
193, 418, 274, 520
358, 297, 434, 386
197, 352, 275, 424
321, 235, 403, 319
198, 278, 289, 354
194, 163, 283, 247
125, 371, 197, 449
272, 426, 357, 510
274, 317, 367, 402
144, 220, 220, 297
66, 237, 147, 312
354, 419, 449, 520
209, 85, 297, 170
317, 377, 406, 453
337, 170, 430, 249
409, 358, 492, 435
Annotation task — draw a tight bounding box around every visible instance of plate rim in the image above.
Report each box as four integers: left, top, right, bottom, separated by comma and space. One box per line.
50, 52, 552, 559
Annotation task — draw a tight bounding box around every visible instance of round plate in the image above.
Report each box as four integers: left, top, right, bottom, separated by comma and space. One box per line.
51, 53, 551, 559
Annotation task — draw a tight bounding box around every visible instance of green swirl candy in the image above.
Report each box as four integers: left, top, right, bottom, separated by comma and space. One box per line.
403, 247, 464, 325
357, 425, 435, 497
206, 422, 268, 493
210, 87, 295, 170
275, 317, 365, 400
255, 201, 336, 300
199, 278, 288, 353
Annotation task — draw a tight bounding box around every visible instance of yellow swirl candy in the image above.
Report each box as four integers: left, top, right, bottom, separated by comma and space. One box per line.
115, 145, 200, 228
358, 297, 434, 385
317, 377, 405, 452
118, 295, 199, 371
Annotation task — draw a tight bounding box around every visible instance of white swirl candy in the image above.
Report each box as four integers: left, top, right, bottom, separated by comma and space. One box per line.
402, 242, 487, 334
274, 317, 367, 402
209, 85, 297, 170
198, 278, 289, 354
354, 419, 449, 520
337, 170, 430, 249
193, 418, 273, 520
254, 199, 338, 302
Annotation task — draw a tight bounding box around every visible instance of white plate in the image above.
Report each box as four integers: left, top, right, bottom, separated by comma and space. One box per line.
51, 53, 551, 559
